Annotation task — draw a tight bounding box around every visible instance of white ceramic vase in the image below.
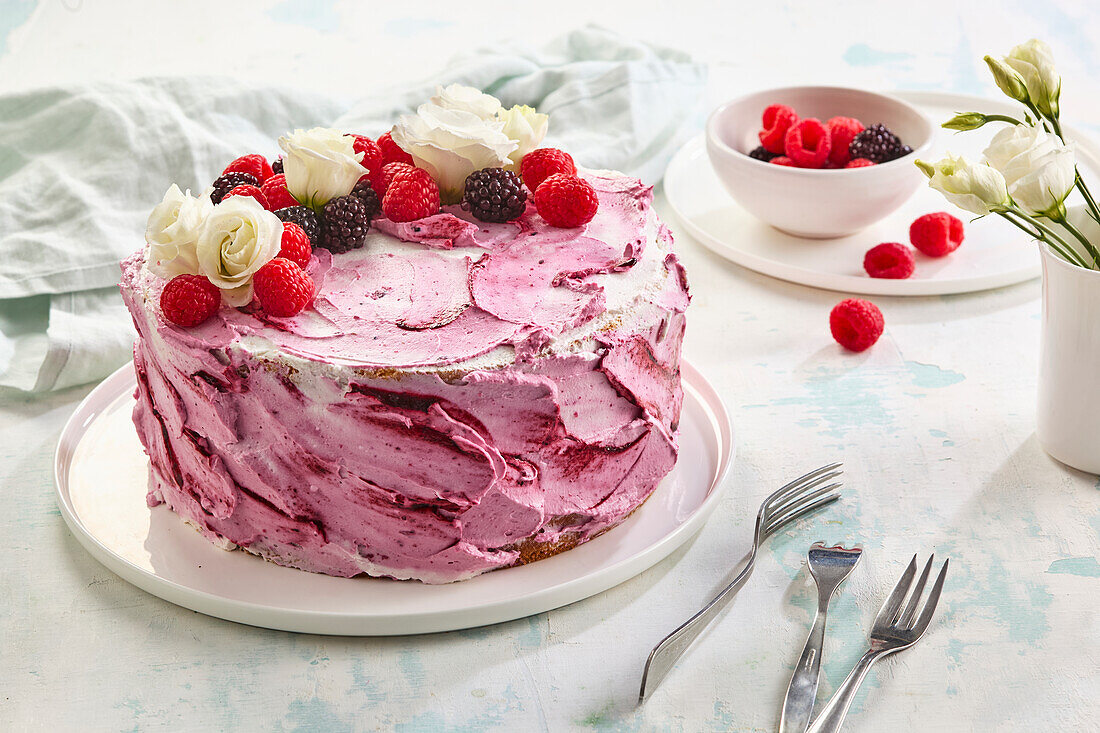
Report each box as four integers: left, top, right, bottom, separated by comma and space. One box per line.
1036, 206, 1100, 475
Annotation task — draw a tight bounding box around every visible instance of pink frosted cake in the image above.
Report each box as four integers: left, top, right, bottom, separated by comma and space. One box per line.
120, 86, 688, 583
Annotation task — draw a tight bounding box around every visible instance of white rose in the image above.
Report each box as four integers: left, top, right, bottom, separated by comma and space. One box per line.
145, 184, 212, 278
277, 127, 364, 209
983, 124, 1076, 217
1005, 39, 1061, 117
497, 104, 548, 167
196, 196, 282, 306
391, 101, 517, 204
430, 83, 502, 119
916, 154, 1010, 215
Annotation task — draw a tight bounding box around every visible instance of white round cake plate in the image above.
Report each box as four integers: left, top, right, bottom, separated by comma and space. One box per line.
55, 361, 734, 636
665, 90, 1100, 296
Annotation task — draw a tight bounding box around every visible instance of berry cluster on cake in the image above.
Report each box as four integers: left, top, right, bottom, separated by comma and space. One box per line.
120, 85, 689, 584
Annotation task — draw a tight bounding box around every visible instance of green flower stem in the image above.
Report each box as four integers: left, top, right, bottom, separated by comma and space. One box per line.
985, 113, 1023, 126
998, 211, 1084, 267
1052, 211, 1100, 269
1002, 209, 1091, 268
1047, 116, 1100, 226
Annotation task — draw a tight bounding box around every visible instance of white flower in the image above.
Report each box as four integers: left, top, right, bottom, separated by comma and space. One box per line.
983, 123, 1076, 217
277, 127, 364, 209
145, 184, 212, 279
196, 196, 282, 306
391, 99, 517, 204
497, 104, 548, 167
916, 154, 1010, 215
1004, 39, 1061, 117
430, 83, 502, 120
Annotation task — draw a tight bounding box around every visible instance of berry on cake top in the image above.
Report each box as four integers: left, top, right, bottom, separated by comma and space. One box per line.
142, 85, 601, 329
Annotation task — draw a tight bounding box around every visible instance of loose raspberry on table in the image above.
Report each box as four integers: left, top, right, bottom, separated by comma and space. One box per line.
222, 184, 268, 208
826, 116, 864, 167
260, 174, 299, 210
770, 156, 797, 167
160, 274, 221, 328
253, 258, 315, 318
849, 123, 910, 164
863, 242, 916, 279
274, 206, 321, 248
830, 299, 885, 353
759, 104, 799, 155
382, 171, 441, 223
222, 154, 274, 183
372, 161, 416, 199
910, 212, 965, 257
210, 171, 259, 204
320, 195, 372, 253
846, 158, 875, 168
463, 168, 527, 223
279, 222, 312, 269
351, 178, 382, 220
378, 132, 415, 166
784, 118, 831, 168
520, 148, 576, 192
533, 174, 599, 228
352, 134, 383, 175
749, 146, 780, 163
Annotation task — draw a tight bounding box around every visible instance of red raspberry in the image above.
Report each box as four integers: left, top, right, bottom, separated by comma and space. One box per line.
846, 158, 875, 168
784, 118, 831, 168
372, 161, 416, 198
160, 274, 221, 328
825, 117, 864, 167
830, 299, 884, 353
279, 222, 312, 269
259, 174, 298, 210
352, 134, 383, 175
759, 104, 799, 155
253, 258, 315, 317
378, 132, 415, 166
533, 174, 599, 228
223, 154, 273, 183
223, 184, 268, 209
770, 156, 797, 167
910, 212, 964, 257
863, 242, 916, 279
520, 148, 577, 192
382, 172, 441, 223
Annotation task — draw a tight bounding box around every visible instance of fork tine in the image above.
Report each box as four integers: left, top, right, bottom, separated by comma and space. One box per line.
762, 491, 841, 535
766, 470, 843, 512
768, 482, 841, 520
897, 555, 935, 627
873, 555, 918, 628
765, 466, 843, 510
910, 559, 950, 636
763, 463, 842, 507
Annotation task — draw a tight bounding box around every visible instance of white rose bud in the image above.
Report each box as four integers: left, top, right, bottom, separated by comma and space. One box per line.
916, 154, 1010, 215
1004, 39, 1061, 118
145, 184, 212, 279
430, 83, 502, 120
498, 104, 549, 168
196, 195, 282, 306
391, 101, 517, 204
278, 127, 365, 209
983, 123, 1075, 217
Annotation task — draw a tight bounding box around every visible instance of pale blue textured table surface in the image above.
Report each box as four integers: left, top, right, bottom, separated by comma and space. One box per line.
2, 1, 1099, 731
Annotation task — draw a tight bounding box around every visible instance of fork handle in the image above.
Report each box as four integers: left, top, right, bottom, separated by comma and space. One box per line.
805, 649, 884, 733
779, 600, 830, 733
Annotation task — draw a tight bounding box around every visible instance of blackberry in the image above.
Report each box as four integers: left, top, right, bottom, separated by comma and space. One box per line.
748, 145, 779, 162
319, 195, 370, 253
462, 168, 526, 223
350, 179, 382, 220
211, 171, 259, 204
271, 158, 284, 175
848, 123, 910, 164
274, 206, 321, 248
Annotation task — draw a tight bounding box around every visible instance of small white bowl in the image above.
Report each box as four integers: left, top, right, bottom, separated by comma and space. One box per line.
705, 86, 934, 239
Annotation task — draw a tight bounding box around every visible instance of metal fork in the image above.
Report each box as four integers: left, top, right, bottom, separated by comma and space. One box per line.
638, 463, 843, 701
806, 554, 950, 733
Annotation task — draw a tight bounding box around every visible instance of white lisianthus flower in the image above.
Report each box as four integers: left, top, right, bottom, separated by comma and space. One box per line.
145, 184, 212, 279
196, 196, 282, 306
916, 154, 1010, 215
430, 83, 502, 119
983, 124, 1076, 217
1004, 39, 1061, 117
498, 104, 548, 167
278, 127, 364, 209
391, 100, 517, 204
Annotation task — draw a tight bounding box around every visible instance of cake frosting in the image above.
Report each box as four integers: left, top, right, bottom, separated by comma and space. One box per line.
123, 143, 688, 582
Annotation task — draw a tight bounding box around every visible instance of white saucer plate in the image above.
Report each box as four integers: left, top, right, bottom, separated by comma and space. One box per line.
665, 90, 1100, 296
55, 361, 734, 636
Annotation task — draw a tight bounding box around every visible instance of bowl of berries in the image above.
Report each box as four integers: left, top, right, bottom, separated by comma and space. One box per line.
706, 86, 933, 238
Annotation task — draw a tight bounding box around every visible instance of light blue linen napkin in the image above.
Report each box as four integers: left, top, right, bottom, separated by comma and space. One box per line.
0, 26, 706, 394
